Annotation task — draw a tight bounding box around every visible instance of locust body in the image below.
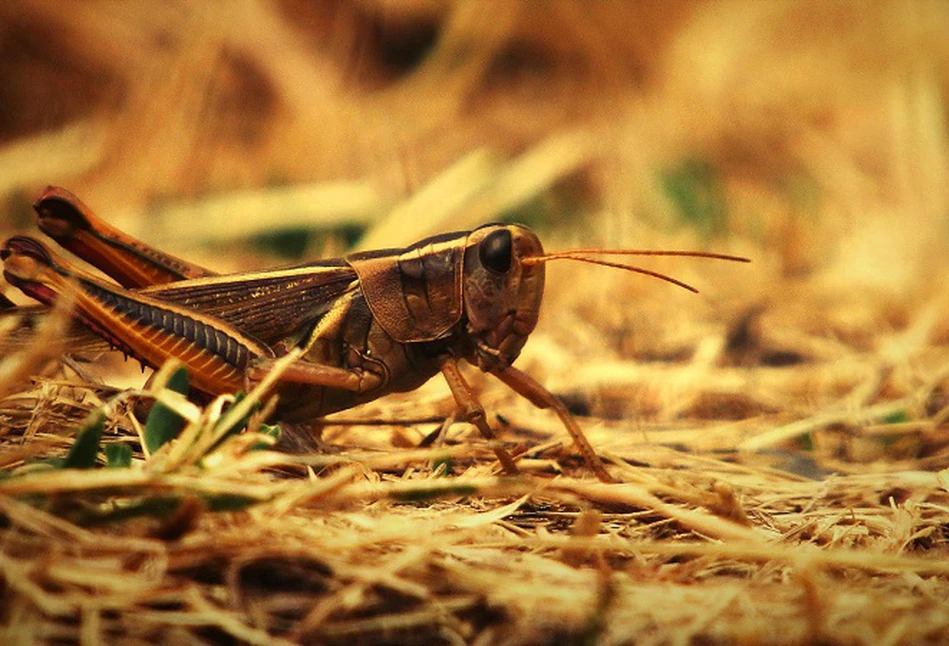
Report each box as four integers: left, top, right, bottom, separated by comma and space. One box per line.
2, 187, 748, 482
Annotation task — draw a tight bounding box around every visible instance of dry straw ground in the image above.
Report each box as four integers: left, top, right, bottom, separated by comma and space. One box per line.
3, 1, 949, 644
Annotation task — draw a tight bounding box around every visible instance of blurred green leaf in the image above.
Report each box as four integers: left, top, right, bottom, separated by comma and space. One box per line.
253, 224, 365, 260
252, 226, 313, 259
259, 423, 281, 439
204, 494, 261, 512
431, 458, 453, 476
499, 182, 586, 233
798, 433, 814, 452
145, 367, 190, 453
105, 443, 134, 469
394, 484, 477, 502
250, 423, 282, 451
78, 492, 263, 526
660, 158, 728, 236
500, 194, 554, 230
82, 496, 182, 525
62, 412, 105, 469
214, 392, 253, 438
199, 393, 266, 458
883, 410, 910, 424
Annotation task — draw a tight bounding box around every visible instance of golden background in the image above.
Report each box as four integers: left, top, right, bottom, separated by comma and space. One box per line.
2, 2, 949, 643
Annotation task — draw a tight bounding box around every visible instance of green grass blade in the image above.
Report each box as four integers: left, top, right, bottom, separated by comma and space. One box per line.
145, 367, 190, 453
62, 411, 105, 469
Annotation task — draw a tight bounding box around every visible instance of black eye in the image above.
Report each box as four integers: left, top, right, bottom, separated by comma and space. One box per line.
479, 229, 512, 273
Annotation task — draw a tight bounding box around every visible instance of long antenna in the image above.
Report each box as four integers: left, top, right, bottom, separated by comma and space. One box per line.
521, 249, 750, 294
527, 249, 751, 262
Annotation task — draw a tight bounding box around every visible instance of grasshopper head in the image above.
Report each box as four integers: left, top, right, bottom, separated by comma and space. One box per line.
462, 224, 545, 372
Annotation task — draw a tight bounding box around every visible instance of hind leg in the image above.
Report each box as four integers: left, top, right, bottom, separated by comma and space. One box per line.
33, 186, 214, 288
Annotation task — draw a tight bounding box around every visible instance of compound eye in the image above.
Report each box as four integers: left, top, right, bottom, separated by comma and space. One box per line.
479, 228, 513, 274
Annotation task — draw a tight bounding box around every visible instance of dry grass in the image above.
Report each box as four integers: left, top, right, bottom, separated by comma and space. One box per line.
3, 1, 949, 644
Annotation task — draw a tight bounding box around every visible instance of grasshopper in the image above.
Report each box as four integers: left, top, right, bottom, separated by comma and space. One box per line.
1, 187, 748, 482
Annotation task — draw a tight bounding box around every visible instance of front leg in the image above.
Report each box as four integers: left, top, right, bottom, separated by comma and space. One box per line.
438, 355, 520, 476
495, 365, 614, 483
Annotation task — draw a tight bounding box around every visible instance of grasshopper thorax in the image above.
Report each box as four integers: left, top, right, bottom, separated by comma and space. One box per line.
461, 224, 545, 373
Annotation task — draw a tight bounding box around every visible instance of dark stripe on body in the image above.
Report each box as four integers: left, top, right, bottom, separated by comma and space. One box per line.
83, 280, 250, 369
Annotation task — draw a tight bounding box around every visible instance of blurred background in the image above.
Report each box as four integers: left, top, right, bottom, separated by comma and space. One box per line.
2, 0, 949, 445
6, 5, 949, 641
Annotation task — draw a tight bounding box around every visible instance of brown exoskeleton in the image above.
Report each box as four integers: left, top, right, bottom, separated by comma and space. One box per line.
1, 187, 748, 482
